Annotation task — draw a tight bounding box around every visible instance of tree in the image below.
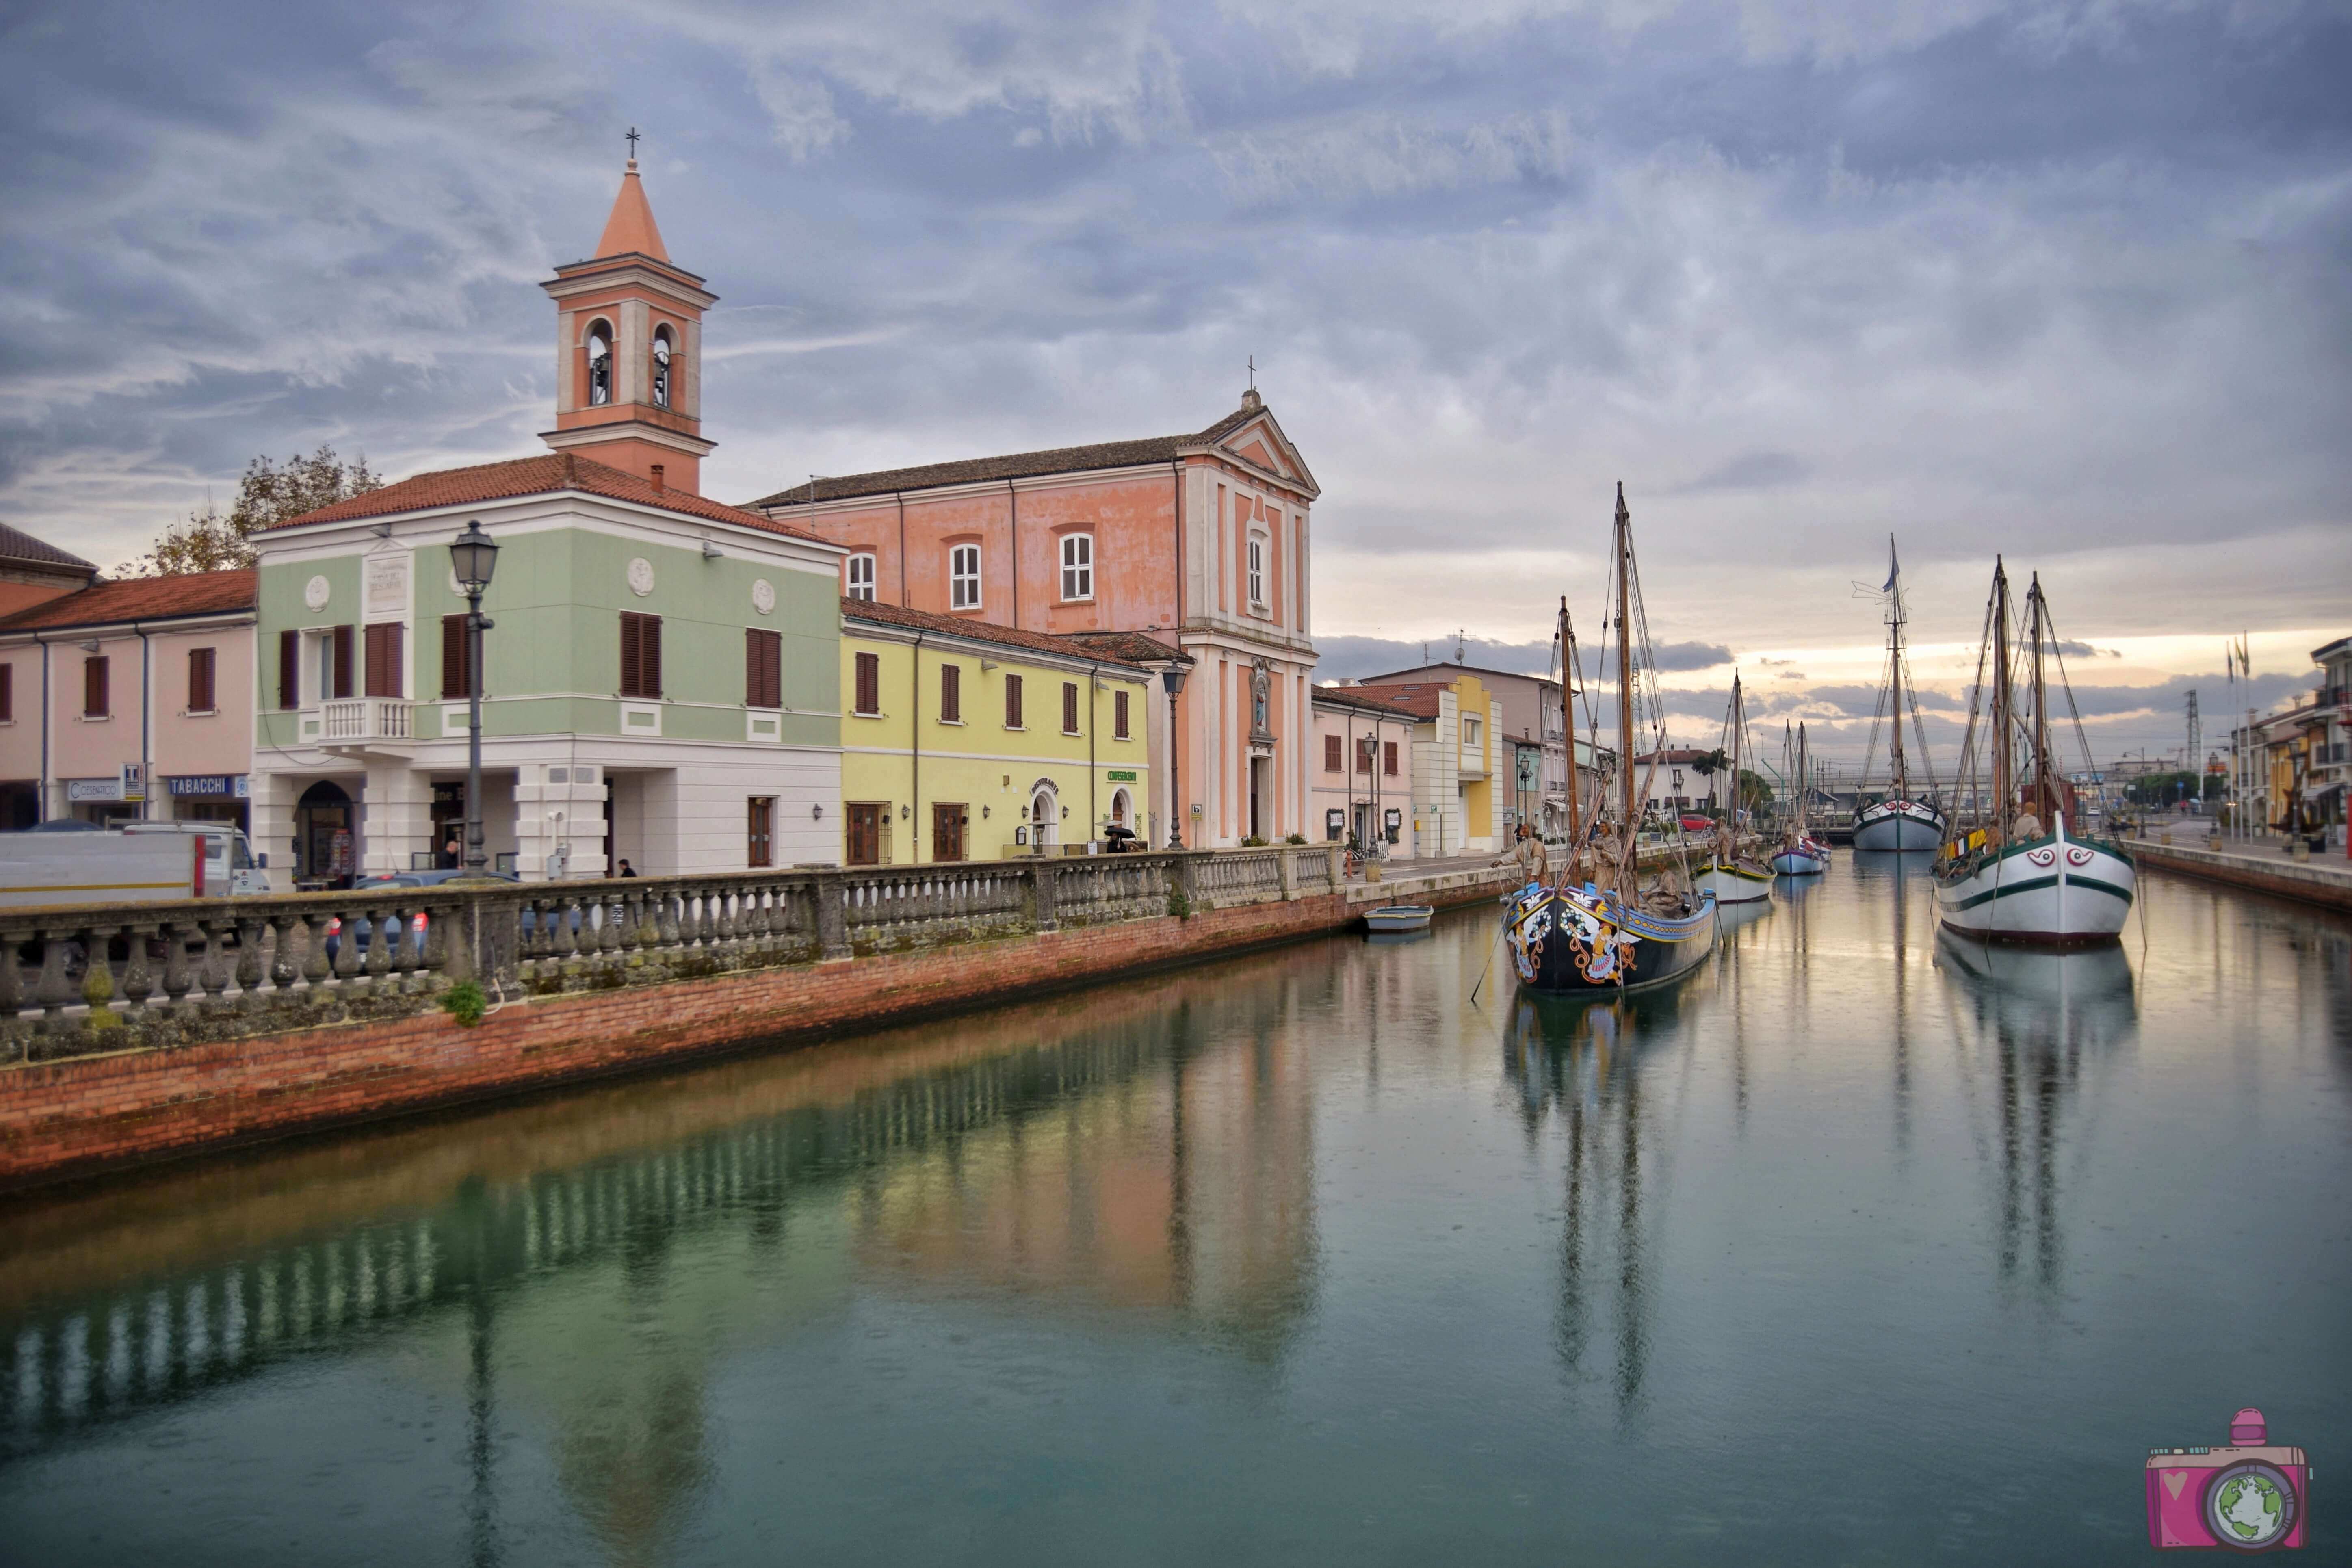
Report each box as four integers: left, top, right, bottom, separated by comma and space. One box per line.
129, 447, 382, 576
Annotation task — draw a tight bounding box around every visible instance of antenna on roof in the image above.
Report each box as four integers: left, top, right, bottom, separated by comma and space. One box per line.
1454, 629, 1466, 663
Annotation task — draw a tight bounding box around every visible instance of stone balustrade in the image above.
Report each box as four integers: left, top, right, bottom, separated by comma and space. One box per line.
0, 845, 1345, 1067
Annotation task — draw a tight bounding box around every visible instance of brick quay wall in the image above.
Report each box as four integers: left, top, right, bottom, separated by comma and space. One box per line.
2, 847, 1515, 1190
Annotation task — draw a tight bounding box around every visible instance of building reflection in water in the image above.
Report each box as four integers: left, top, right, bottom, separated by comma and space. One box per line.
1934, 930, 2138, 1297
0, 962, 1325, 1563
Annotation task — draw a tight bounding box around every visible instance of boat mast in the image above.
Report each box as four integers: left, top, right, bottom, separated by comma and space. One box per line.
1796, 723, 1810, 836
1722, 673, 1742, 862
2023, 574, 2041, 823
1615, 484, 1636, 884
1559, 595, 1582, 875
1990, 559, 2012, 834
1886, 537, 1908, 802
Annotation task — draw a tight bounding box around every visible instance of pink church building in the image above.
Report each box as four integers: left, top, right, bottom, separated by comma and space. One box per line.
752, 392, 1321, 849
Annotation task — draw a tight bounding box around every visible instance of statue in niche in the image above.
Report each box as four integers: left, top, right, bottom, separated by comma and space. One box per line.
1250, 660, 1272, 741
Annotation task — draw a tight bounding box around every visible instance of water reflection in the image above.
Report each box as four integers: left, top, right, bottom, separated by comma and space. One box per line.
1936, 931, 2138, 1295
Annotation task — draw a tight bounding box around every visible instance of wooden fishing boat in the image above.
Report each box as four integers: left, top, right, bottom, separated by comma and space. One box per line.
1696, 672, 1772, 903
1933, 561, 2135, 945
1503, 485, 1715, 998
1363, 903, 1434, 933
1854, 538, 1950, 851
1770, 722, 1830, 875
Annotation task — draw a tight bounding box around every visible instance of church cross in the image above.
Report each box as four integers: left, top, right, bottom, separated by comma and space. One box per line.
625, 126, 641, 158
1247, 354, 1256, 391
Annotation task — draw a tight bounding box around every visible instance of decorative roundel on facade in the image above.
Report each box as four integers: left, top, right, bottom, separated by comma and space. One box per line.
627, 557, 656, 597
303, 574, 331, 611
752, 578, 776, 615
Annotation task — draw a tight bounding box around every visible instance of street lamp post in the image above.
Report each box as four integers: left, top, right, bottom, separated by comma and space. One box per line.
1161, 663, 1189, 850
450, 522, 499, 876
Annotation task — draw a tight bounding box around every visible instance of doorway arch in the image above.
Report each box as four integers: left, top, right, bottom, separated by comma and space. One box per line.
1028, 779, 1059, 849
1108, 787, 1133, 832
295, 780, 355, 887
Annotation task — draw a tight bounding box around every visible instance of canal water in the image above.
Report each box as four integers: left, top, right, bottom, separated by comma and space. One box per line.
2, 861, 2347, 1565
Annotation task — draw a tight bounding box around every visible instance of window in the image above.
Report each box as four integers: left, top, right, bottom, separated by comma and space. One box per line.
619, 612, 662, 699
853, 651, 881, 716
847, 553, 877, 602
747, 797, 774, 868
1062, 681, 1080, 735
652, 328, 674, 410
1060, 533, 1093, 601
586, 321, 613, 406
940, 662, 961, 723
329, 625, 354, 700
1325, 734, 1343, 772
278, 629, 300, 710
1247, 533, 1266, 608
1384, 740, 1399, 776
84, 655, 109, 718
746, 628, 782, 708
363, 622, 404, 699
187, 647, 217, 714
950, 544, 981, 610
440, 615, 479, 700
0, 663, 10, 723
1113, 689, 1129, 740
1004, 673, 1024, 729
1357, 737, 1372, 774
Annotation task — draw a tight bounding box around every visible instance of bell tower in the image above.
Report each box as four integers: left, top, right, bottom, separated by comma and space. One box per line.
540, 146, 717, 494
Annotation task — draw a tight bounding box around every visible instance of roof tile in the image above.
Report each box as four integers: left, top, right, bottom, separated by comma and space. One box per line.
0, 522, 99, 576
265, 453, 830, 544
842, 598, 1168, 671
0, 569, 255, 632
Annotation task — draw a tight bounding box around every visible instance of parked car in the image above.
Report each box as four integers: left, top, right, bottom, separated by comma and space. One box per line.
325, 870, 517, 960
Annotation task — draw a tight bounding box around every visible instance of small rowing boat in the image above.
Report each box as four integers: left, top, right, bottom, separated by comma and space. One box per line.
1364, 904, 1434, 933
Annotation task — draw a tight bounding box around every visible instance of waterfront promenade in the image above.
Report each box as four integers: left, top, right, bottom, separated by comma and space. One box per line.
2123, 821, 2352, 912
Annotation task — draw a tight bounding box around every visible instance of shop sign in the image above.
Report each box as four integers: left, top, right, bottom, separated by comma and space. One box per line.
165, 775, 250, 798
1106, 770, 1138, 782
66, 778, 125, 802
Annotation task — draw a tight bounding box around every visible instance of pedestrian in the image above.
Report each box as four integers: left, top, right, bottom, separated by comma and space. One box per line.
617, 858, 637, 878
440, 835, 461, 870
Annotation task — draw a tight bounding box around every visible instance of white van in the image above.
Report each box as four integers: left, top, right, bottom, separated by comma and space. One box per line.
0, 822, 272, 909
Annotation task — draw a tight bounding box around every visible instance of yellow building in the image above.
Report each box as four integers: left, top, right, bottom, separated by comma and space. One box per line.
1345, 670, 1506, 856
838, 599, 1167, 864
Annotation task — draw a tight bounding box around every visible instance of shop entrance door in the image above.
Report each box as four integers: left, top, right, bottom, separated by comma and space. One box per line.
846, 803, 883, 866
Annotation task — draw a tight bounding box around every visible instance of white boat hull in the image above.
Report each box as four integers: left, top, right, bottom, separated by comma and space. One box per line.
1853, 799, 1947, 851
1771, 842, 1829, 876
1933, 814, 2135, 945
1696, 860, 1774, 904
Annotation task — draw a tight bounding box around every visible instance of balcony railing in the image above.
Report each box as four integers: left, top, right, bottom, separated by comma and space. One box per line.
320, 698, 414, 743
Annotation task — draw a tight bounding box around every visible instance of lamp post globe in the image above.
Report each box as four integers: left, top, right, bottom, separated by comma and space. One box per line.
1161, 663, 1189, 850
450, 522, 499, 877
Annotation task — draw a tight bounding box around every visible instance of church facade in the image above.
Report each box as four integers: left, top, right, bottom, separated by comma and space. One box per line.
751, 397, 1321, 850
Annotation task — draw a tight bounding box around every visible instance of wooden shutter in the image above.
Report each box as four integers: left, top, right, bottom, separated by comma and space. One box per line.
363, 622, 403, 698
1063, 682, 1079, 734
620, 613, 662, 698
278, 629, 299, 709
84, 656, 109, 717
442, 615, 472, 700
1005, 674, 1022, 729
1325, 734, 1341, 771
1384, 740, 1398, 775
331, 625, 354, 699
746, 629, 781, 708
854, 651, 880, 715
1114, 690, 1128, 739
0, 663, 11, 724
188, 647, 215, 713
940, 662, 960, 723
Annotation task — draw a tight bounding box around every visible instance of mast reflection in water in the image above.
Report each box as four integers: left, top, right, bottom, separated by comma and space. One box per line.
0, 866, 2347, 1566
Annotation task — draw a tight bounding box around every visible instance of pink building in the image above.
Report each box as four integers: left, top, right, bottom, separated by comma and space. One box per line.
1309, 687, 1421, 858
752, 391, 1319, 848
0, 569, 258, 832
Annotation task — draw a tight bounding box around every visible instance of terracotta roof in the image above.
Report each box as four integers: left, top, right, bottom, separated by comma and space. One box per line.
0, 569, 255, 632
1317, 686, 1421, 724
841, 598, 1158, 671
0, 522, 98, 576
265, 453, 830, 544
1053, 630, 1188, 665
1356, 661, 1558, 690
1341, 681, 1449, 719
593, 159, 668, 263
752, 405, 1273, 509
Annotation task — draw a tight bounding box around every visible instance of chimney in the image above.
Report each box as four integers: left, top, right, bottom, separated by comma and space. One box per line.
650, 463, 665, 492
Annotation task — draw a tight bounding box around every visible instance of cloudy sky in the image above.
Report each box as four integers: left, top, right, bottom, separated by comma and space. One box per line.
2, 0, 2346, 768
